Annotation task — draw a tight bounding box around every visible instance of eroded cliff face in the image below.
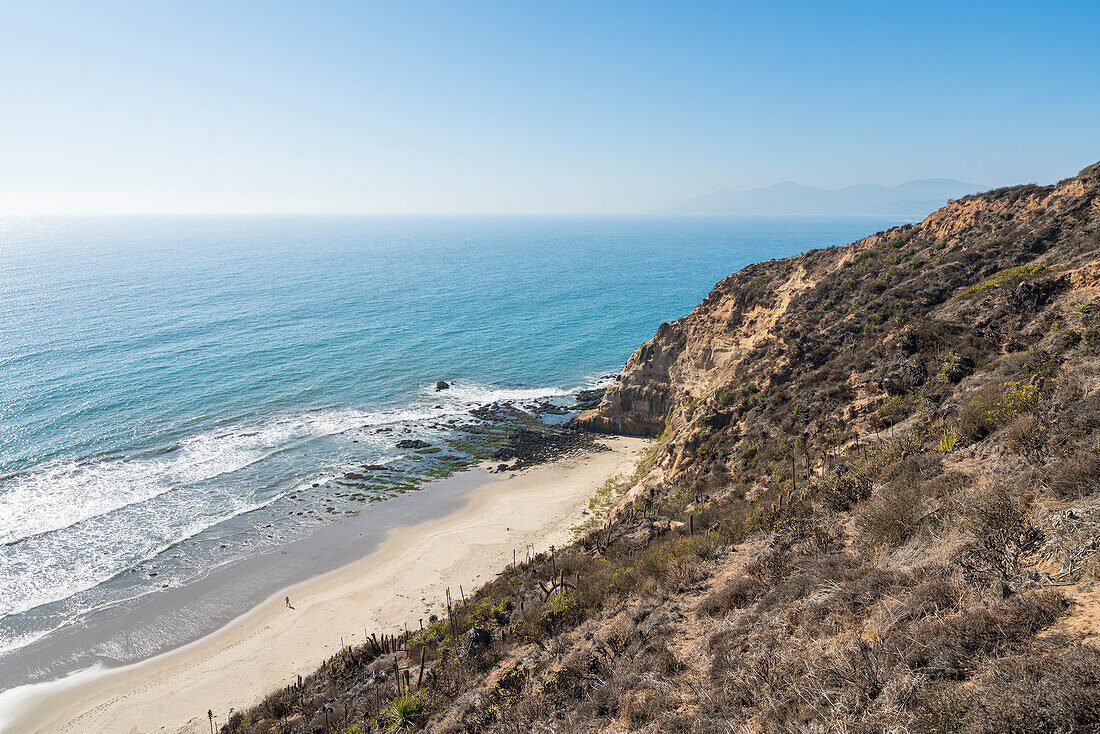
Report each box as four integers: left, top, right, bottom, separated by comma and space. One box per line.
577, 251, 823, 436
576, 247, 847, 439
577, 161, 1100, 497
574, 323, 676, 436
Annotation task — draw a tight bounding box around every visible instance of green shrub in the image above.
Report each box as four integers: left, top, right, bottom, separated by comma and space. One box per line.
959, 380, 1041, 441
409, 620, 447, 647
966, 263, 1049, 295
493, 664, 531, 697
819, 469, 873, 511
382, 690, 430, 732
466, 598, 514, 627
941, 352, 974, 382
537, 594, 584, 634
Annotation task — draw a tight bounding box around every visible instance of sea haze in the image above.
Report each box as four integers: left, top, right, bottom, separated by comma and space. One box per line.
0, 214, 902, 685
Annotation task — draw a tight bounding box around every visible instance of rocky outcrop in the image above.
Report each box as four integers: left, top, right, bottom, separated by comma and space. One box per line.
572, 387, 606, 411
457, 627, 492, 659
573, 332, 673, 436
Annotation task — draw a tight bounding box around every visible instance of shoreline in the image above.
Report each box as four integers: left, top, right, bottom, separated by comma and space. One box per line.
0, 435, 647, 734
0, 391, 613, 693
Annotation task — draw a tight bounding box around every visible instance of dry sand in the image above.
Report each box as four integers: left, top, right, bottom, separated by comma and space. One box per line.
0, 436, 648, 734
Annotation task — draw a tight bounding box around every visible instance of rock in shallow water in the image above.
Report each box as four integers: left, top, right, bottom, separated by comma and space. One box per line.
573, 387, 606, 410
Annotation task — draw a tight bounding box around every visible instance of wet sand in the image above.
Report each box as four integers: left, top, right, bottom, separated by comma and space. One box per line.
0, 436, 647, 734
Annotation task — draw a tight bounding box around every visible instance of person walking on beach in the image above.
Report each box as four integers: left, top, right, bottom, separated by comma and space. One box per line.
285, 595, 291, 608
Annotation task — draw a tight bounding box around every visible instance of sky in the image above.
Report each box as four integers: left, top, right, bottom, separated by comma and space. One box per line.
0, 0, 1098, 215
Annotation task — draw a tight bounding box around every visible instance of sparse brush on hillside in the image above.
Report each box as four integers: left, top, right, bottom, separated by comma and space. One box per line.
228, 162, 1100, 733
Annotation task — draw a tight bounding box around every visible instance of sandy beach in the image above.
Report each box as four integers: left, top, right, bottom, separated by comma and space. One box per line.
0, 436, 647, 734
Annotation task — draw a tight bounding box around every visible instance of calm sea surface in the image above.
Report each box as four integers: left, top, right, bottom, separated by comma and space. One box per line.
0, 215, 901, 672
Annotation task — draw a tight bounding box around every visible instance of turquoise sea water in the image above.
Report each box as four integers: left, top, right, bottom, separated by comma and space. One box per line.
0, 214, 901, 664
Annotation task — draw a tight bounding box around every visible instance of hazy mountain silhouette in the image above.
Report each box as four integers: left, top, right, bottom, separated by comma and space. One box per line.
672, 178, 985, 216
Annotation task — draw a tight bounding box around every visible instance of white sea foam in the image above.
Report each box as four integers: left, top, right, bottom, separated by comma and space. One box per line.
433, 381, 573, 405
0, 408, 374, 545
0, 379, 582, 643
1, 501, 236, 621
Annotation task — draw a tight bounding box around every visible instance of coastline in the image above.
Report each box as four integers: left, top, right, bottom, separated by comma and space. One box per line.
0, 435, 648, 734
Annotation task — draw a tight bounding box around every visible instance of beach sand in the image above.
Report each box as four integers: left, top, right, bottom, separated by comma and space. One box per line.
0, 436, 647, 734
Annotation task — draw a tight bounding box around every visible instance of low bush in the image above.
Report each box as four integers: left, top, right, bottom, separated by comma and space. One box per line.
909, 680, 973, 734
465, 597, 514, 628
698, 574, 766, 616
935, 428, 959, 453
855, 479, 928, 551
968, 640, 1100, 733
1046, 450, 1100, 498
957, 484, 1042, 588
965, 263, 1049, 295
959, 380, 1042, 441
1004, 414, 1044, 460
941, 352, 975, 382
897, 589, 1069, 679
819, 468, 873, 510
382, 690, 431, 732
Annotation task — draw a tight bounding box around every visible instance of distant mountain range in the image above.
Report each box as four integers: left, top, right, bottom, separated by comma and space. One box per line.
672, 178, 985, 217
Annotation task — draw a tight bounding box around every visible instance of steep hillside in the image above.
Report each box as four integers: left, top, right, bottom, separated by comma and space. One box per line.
231, 162, 1100, 734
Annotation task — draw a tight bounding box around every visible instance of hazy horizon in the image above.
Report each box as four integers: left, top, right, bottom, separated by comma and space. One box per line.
1, 1, 1098, 216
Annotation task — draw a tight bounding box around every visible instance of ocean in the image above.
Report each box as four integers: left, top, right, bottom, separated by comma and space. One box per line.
0, 214, 902, 686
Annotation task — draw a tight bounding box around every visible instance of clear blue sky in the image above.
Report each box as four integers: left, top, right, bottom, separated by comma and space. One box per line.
1, 0, 1097, 214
